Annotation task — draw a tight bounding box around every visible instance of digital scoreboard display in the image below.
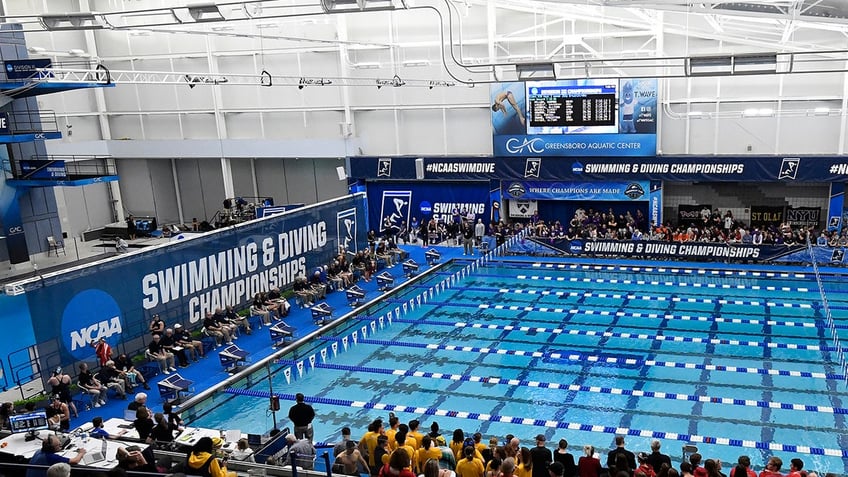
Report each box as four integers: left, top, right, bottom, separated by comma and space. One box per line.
525, 81, 619, 135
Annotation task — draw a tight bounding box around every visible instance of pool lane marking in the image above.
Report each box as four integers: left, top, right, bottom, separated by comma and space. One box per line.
372, 316, 830, 352
221, 388, 847, 459
511, 275, 810, 294
398, 293, 834, 329
526, 262, 809, 279
319, 337, 840, 381
273, 357, 847, 416
436, 286, 814, 309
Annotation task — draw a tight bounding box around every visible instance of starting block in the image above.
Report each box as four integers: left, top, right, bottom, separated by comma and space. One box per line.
376, 271, 394, 291
310, 302, 333, 326
402, 259, 419, 278
269, 322, 296, 347
425, 249, 441, 265
219, 345, 250, 374
346, 285, 366, 307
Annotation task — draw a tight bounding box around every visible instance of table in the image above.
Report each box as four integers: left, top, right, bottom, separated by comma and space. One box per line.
59, 436, 149, 470
101, 417, 141, 441
0, 431, 49, 459
173, 426, 244, 452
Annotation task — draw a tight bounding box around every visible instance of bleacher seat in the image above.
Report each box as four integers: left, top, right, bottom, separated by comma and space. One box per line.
425, 248, 441, 265
402, 259, 419, 278
157, 373, 194, 404
269, 322, 296, 347
376, 271, 394, 291
310, 302, 333, 326
346, 285, 366, 307
218, 344, 250, 373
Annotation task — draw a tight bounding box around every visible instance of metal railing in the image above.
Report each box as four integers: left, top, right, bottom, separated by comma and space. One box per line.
806, 237, 848, 386
0, 109, 59, 134
5, 154, 114, 180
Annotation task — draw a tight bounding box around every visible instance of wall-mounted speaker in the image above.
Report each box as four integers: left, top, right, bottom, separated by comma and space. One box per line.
415, 158, 424, 179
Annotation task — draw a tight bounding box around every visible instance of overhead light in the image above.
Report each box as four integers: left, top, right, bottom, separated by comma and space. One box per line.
174, 3, 228, 23
211, 26, 234, 32
687, 56, 732, 76
128, 30, 151, 37
814, 107, 831, 115
68, 49, 87, 57
352, 62, 381, 69
687, 111, 705, 118
516, 63, 555, 81
402, 60, 430, 67
40, 12, 105, 30
321, 0, 404, 13
27, 46, 46, 54
733, 53, 777, 74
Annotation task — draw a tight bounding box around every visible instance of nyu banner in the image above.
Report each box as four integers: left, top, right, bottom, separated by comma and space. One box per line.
14, 194, 367, 362
366, 182, 489, 232
502, 180, 650, 201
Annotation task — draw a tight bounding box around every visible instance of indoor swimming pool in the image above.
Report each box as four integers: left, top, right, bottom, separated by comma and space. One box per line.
183, 259, 848, 474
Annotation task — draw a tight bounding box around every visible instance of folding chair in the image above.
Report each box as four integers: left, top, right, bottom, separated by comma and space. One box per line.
47, 236, 66, 256
218, 344, 250, 373
376, 271, 394, 291
401, 259, 419, 278
270, 322, 296, 347
425, 248, 441, 265
310, 302, 333, 326
346, 285, 366, 307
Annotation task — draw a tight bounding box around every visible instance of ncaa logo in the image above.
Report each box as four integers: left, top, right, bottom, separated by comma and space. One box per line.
569, 241, 584, 254
377, 158, 392, 178
572, 162, 584, 174
507, 182, 526, 198
61, 289, 124, 360
337, 208, 358, 252
419, 201, 432, 215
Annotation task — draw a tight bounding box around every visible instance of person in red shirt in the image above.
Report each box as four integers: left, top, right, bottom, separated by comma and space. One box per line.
636, 453, 656, 477
91, 337, 112, 366
784, 458, 804, 477
729, 456, 757, 477
758, 457, 784, 477
689, 453, 707, 477
577, 445, 601, 477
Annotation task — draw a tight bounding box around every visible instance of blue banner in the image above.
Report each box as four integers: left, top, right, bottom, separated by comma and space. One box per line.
4, 58, 51, 80
351, 156, 848, 183
827, 183, 844, 232
649, 181, 663, 226
366, 182, 490, 233
0, 112, 9, 134
14, 194, 367, 362
502, 180, 650, 201
19, 160, 67, 180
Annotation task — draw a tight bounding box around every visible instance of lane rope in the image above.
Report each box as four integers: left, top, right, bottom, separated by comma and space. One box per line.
220, 389, 848, 459
511, 275, 810, 293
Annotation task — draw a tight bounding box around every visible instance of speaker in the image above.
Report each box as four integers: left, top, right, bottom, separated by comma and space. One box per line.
415, 158, 424, 180
336, 166, 347, 181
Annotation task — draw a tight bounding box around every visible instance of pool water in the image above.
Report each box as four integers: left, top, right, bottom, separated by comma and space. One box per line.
186, 260, 848, 474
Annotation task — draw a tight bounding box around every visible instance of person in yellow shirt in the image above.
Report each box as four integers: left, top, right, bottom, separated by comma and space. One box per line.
415, 435, 443, 474
450, 430, 466, 461
456, 446, 485, 477
395, 430, 416, 464
386, 416, 401, 452
360, 419, 384, 475
473, 433, 488, 458
408, 420, 424, 450
516, 447, 533, 477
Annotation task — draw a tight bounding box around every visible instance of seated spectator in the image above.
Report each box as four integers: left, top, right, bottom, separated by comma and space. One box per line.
27, 434, 86, 477
310, 270, 328, 299
128, 392, 147, 411
133, 406, 155, 442
287, 434, 317, 470
48, 395, 70, 432
375, 240, 394, 267
89, 416, 110, 439
250, 294, 273, 326
114, 353, 151, 390
78, 362, 107, 408
97, 360, 127, 399
174, 323, 204, 361
147, 333, 177, 374
149, 412, 175, 443
203, 311, 231, 346
266, 288, 292, 318
231, 438, 256, 463
293, 275, 315, 307
149, 314, 165, 335
185, 436, 235, 477
116, 445, 157, 473
213, 308, 238, 339
161, 328, 189, 368
225, 304, 252, 334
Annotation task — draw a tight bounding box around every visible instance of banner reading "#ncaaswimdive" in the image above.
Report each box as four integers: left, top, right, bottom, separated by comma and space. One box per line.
17, 194, 367, 362
536, 238, 805, 262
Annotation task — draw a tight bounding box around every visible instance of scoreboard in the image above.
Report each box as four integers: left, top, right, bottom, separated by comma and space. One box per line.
528, 84, 616, 128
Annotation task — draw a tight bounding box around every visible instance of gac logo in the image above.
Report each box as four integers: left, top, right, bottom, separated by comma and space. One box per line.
505, 137, 544, 154
8, 226, 23, 234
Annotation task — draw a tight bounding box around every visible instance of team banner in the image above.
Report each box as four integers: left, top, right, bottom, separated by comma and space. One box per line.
785, 206, 821, 229
649, 181, 663, 226
508, 199, 537, 218
749, 205, 784, 229
365, 181, 489, 233
490, 79, 658, 157
13, 194, 367, 363
350, 156, 848, 183
678, 204, 710, 226
536, 238, 804, 262
502, 180, 650, 201
827, 183, 844, 232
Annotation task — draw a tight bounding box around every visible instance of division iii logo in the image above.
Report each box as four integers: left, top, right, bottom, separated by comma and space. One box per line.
61, 289, 124, 360
336, 208, 358, 253
624, 183, 645, 199
377, 158, 392, 178
380, 191, 411, 233
507, 182, 526, 198
524, 158, 541, 178
778, 158, 800, 180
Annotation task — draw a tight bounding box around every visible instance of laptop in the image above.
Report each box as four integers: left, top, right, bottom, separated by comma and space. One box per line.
82, 439, 108, 466
123, 409, 137, 421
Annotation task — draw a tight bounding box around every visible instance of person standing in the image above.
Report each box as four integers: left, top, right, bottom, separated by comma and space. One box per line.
606, 436, 636, 475
288, 392, 315, 442
645, 440, 671, 475
530, 435, 553, 477
462, 223, 475, 256
475, 219, 485, 248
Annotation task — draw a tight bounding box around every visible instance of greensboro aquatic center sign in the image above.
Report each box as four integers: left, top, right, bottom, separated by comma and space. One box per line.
538, 238, 805, 262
